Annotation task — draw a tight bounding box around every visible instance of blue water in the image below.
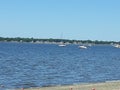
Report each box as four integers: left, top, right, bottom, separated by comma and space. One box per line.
0, 42, 120, 89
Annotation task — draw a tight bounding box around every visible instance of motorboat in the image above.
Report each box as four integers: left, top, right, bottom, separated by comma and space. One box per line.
58, 44, 66, 47
114, 44, 120, 48
78, 45, 87, 49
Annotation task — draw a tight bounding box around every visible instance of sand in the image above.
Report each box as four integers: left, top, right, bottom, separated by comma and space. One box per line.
16, 81, 120, 90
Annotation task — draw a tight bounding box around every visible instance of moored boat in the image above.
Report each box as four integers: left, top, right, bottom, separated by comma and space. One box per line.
78, 45, 87, 49
113, 44, 120, 48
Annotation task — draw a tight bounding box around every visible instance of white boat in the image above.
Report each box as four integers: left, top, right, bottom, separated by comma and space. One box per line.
78, 45, 87, 49
114, 44, 120, 48
58, 44, 66, 47
58, 33, 66, 47
58, 41, 66, 47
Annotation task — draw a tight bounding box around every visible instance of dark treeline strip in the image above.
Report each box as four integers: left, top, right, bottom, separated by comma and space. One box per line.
0, 37, 119, 44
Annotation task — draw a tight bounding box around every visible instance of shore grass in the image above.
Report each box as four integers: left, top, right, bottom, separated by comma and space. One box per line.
16, 81, 120, 90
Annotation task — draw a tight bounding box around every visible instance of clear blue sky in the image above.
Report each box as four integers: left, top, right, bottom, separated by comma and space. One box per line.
0, 0, 120, 41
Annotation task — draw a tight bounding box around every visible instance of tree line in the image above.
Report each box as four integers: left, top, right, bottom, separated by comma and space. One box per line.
0, 37, 119, 44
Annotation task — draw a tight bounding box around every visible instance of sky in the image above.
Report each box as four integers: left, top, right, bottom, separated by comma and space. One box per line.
0, 0, 120, 41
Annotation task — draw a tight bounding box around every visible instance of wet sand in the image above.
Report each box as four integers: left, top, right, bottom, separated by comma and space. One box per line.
17, 81, 120, 90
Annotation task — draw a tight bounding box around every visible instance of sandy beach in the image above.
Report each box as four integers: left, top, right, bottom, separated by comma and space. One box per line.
17, 81, 120, 90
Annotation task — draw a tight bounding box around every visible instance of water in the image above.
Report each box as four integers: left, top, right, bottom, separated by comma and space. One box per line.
0, 42, 120, 89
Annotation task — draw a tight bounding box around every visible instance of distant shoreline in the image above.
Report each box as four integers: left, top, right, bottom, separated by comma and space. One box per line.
0, 37, 119, 45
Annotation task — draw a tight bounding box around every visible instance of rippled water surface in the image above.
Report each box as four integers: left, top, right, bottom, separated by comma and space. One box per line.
0, 42, 120, 89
